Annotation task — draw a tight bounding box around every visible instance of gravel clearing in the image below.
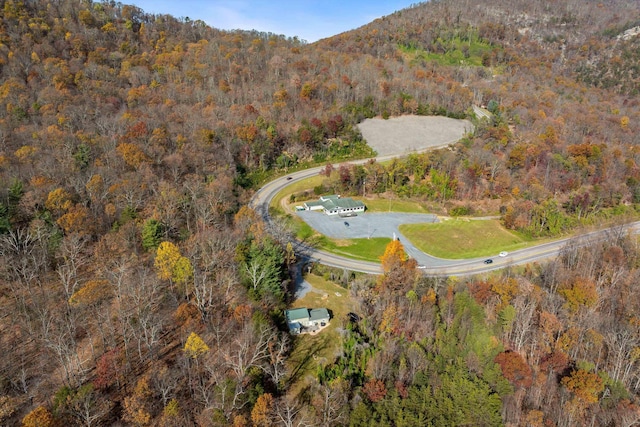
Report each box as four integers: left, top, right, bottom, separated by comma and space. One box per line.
357, 115, 473, 157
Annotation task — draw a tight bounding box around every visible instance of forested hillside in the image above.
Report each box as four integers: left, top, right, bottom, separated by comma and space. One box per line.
1, 0, 640, 425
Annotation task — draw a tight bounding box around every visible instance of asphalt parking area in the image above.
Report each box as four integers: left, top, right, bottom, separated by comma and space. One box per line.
296, 211, 436, 239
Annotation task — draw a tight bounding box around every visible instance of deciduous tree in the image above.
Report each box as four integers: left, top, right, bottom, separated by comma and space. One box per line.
184, 332, 209, 359
363, 378, 387, 403
561, 367, 604, 405
494, 350, 532, 389
251, 393, 274, 427
21, 406, 54, 427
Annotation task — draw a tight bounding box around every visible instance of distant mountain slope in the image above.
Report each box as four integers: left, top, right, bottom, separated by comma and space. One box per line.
316, 0, 640, 94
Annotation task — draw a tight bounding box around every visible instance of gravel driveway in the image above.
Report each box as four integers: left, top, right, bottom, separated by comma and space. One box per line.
296, 211, 443, 265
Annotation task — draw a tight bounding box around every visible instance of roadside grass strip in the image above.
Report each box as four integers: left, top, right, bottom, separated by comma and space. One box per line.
321, 237, 391, 262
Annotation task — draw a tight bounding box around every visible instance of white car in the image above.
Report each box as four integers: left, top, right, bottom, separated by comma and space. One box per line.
499, 251, 508, 257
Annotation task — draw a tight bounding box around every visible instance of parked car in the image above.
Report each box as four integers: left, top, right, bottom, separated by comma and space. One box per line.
499, 251, 508, 257
344, 221, 349, 227
484, 259, 493, 264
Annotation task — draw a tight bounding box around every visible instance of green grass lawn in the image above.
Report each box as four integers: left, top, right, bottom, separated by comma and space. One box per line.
286, 274, 355, 391
399, 218, 534, 259
363, 198, 429, 213
291, 218, 389, 262
320, 237, 391, 261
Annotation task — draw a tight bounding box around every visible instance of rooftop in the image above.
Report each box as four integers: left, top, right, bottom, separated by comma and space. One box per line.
309, 308, 330, 322
286, 308, 310, 322
308, 195, 365, 211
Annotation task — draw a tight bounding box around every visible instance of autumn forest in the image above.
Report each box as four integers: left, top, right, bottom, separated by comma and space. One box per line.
1, 0, 640, 425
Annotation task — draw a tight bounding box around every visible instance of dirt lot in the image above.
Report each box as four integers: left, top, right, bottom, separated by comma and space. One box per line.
357, 115, 473, 157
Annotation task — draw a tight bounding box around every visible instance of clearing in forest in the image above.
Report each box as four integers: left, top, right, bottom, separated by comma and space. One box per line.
286, 274, 353, 390
357, 115, 473, 157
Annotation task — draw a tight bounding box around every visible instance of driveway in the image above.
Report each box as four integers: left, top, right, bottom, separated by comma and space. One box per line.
296, 211, 448, 266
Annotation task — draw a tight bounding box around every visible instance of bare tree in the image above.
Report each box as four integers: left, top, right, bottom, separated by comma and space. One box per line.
0, 227, 48, 295
509, 288, 537, 353
150, 362, 178, 407
605, 327, 639, 387
310, 378, 349, 427
187, 229, 240, 319
262, 333, 290, 389
104, 257, 136, 369
243, 258, 270, 292
66, 385, 111, 427
127, 267, 163, 360
273, 395, 313, 427
225, 321, 277, 381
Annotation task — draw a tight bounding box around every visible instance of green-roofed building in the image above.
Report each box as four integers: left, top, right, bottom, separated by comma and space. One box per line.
285, 307, 331, 334
303, 195, 365, 216
309, 308, 330, 323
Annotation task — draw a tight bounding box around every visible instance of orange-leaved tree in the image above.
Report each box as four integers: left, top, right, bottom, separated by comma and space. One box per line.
21, 406, 55, 427
377, 239, 417, 294
363, 378, 387, 403
561, 367, 604, 405
380, 239, 407, 272
494, 350, 533, 389
251, 393, 274, 427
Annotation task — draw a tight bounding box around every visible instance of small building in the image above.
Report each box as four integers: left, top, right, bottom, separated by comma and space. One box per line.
303, 195, 365, 216
285, 307, 330, 334
309, 308, 330, 325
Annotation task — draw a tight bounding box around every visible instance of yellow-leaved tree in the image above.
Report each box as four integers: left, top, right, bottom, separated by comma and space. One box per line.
184, 332, 209, 359
155, 241, 181, 281
45, 187, 73, 214
155, 242, 193, 285
122, 376, 152, 426
559, 277, 598, 313
159, 398, 180, 426
561, 368, 604, 405
172, 256, 194, 287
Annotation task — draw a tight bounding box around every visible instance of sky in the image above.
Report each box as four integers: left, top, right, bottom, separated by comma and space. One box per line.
128, 0, 414, 43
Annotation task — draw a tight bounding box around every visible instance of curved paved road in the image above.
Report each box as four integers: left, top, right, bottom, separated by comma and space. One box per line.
251, 159, 640, 277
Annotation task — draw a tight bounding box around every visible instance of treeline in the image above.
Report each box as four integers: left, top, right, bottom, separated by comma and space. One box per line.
318, 235, 640, 426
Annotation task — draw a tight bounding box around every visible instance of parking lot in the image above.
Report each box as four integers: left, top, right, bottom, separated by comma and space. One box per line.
296, 210, 444, 265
